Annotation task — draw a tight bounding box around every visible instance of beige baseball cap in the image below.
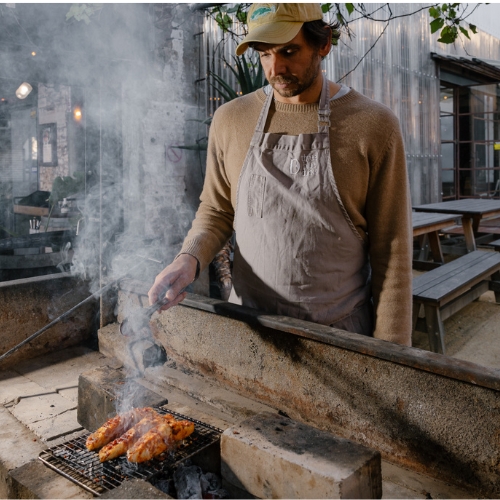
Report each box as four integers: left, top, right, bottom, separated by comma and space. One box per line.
236, 3, 324, 56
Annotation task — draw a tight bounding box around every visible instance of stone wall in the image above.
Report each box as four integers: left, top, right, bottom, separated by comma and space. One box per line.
38, 83, 71, 191
120, 4, 206, 272
0, 274, 97, 369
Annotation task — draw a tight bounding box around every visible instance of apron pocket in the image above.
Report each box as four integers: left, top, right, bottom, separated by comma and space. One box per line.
247, 174, 266, 218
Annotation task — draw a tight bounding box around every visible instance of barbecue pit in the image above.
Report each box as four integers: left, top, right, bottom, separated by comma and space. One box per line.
39, 407, 222, 497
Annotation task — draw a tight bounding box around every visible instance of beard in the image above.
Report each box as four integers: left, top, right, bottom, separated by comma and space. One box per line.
269, 55, 321, 98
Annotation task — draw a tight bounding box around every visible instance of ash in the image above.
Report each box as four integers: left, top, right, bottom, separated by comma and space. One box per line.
152, 461, 228, 499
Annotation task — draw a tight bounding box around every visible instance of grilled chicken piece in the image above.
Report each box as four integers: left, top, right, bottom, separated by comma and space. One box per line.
168, 419, 195, 441
98, 414, 164, 462
85, 407, 157, 451
126, 422, 172, 463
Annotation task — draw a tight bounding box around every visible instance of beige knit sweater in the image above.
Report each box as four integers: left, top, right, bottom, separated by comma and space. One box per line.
180, 87, 412, 345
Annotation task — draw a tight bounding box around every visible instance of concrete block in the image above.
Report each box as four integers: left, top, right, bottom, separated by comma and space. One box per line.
221, 412, 382, 499
10, 459, 92, 499
77, 366, 168, 432
145, 364, 274, 421
99, 478, 172, 499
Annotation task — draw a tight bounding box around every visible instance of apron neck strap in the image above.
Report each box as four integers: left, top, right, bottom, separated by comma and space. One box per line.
251, 85, 274, 145
317, 75, 331, 134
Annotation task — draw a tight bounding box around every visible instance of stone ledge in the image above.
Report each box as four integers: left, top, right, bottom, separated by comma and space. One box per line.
98, 322, 275, 423
99, 478, 172, 499
9, 460, 92, 499
144, 364, 274, 422
222, 411, 382, 499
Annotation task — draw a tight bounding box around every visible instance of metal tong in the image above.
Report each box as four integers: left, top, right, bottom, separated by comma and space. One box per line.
119, 290, 183, 337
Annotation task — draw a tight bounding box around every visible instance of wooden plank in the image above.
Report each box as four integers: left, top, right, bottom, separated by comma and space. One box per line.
0, 250, 73, 269
13, 205, 49, 216
413, 199, 500, 217
413, 251, 491, 292
412, 211, 459, 230
440, 281, 490, 321
413, 251, 498, 289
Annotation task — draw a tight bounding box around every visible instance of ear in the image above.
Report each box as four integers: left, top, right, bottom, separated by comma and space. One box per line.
318, 26, 332, 58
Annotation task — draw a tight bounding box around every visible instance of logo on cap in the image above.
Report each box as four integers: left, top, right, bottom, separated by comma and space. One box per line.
250, 5, 276, 22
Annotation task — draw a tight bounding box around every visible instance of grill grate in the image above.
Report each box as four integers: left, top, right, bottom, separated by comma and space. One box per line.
38, 407, 222, 496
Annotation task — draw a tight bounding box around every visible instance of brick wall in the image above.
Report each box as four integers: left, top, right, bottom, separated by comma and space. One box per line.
38, 84, 71, 191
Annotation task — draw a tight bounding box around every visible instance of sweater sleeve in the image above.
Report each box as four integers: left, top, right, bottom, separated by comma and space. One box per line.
179, 113, 235, 272
366, 125, 413, 346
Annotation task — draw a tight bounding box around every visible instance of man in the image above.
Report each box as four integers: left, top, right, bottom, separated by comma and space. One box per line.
148, 3, 412, 346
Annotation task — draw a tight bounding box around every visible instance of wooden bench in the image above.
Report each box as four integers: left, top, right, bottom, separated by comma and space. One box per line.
412, 250, 500, 354
489, 239, 500, 251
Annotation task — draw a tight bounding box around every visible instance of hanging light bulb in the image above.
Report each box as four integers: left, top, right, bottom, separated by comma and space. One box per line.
73, 106, 82, 122
16, 82, 33, 99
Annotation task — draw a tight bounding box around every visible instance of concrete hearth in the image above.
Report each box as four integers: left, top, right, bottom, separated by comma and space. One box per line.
0, 341, 477, 499
114, 281, 500, 498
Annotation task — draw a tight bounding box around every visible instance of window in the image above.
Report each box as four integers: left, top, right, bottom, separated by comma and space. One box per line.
440, 83, 500, 199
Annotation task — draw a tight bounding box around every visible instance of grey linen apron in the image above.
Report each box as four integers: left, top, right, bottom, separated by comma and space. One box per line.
229, 77, 373, 336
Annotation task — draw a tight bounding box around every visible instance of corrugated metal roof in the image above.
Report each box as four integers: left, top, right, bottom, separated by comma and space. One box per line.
431, 52, 500, 83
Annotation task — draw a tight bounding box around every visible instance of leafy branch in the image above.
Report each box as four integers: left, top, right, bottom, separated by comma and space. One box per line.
429, 3, 479, 44
207, 3, 485, 47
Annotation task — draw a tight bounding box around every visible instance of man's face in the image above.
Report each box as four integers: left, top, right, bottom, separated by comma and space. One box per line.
253, 29, 329, 102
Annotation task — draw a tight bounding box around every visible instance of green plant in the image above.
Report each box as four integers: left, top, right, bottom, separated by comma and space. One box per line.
175, 54, 265, 153
44, 173, 85, 232
48, 173, 85, 207
210, 54, 265, 102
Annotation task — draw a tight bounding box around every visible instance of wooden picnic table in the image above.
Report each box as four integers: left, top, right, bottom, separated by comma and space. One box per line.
413, 199, 500, 252
412, 212, 459, 268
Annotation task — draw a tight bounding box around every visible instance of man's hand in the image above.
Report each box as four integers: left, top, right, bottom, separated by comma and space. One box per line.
148, 253, 199, 311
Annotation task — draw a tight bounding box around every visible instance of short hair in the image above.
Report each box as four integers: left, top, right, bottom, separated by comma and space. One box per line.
302, 19, 341, 51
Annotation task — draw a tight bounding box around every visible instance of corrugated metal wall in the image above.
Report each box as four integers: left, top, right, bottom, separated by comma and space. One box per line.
201, 3, 500, 204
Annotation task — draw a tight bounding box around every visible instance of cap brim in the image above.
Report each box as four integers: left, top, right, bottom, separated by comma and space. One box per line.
236, 22, 303, 56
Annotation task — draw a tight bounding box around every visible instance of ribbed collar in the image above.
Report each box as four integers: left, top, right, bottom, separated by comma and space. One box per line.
255, 86, 359, 112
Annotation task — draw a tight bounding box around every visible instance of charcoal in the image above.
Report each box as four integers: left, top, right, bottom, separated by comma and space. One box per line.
200, 472, 220, 493
173, 464, 203, 499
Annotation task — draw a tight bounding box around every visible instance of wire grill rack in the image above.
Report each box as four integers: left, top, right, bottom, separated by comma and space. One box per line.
38, 407, 222, 496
